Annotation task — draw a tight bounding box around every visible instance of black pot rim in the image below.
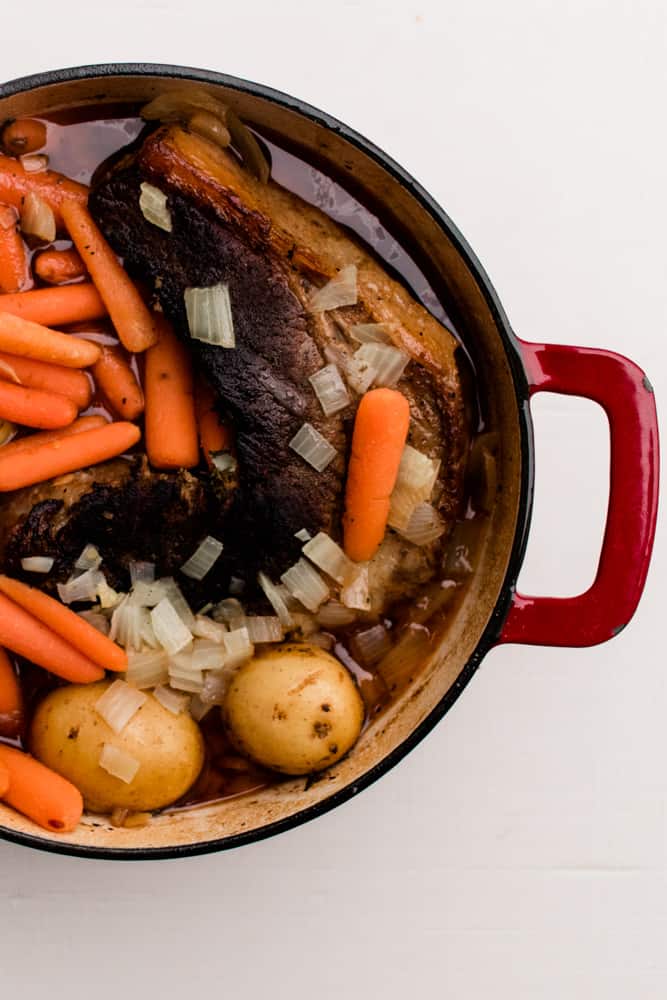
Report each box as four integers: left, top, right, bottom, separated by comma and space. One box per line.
0, 62, 534, 861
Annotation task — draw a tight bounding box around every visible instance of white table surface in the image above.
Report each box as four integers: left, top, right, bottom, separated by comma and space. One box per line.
1, 2, 665, 996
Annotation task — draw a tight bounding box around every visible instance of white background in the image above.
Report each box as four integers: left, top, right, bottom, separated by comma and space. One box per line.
1, 2, 665, 997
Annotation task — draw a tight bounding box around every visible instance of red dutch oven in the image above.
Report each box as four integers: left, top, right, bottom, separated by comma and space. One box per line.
0, 64, 658, 859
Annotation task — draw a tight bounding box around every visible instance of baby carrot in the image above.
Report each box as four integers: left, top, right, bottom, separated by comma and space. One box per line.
0, 311, 100, 368
343, 388, 411, 562
0, 283, 106, 326
34, 247, 85, 285
0, 153, 87, 228
0, 380, 77, 429
61, 199, 157, 353
0, 590, 103, 683
1, 119, 47, 156
0, 415, 108, 459
0, 352, 92, 409
0, 420, 140, 491
0, 744, 83, 833
145, 316, 199, 468
0, 203, 29, 293
0, 576, 127, 673
0, 646, 22, 739
91, 344, 144, 420
196, 377, 233, 463
0, 760, 8, 797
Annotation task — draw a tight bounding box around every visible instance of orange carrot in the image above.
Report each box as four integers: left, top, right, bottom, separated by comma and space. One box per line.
0, 311, 100, 368
61, 199, 157, 353
91, 344, 144, 420
0, 419, 140, 491
1, 119, 47, 156
0, 576, 127, 673
0, 646, 22, 738
34, 247, 85, 286
0, 203, 29, 293
0, 590, 103, 683
0, 351, 92, 409
0, 760, 8, 797
0, 380, 77, 429
0, 744, 83, 832
196, 378, 233, 463
145, 316, 199, 468
0, 153, 87, 228
343, 388, 411, 562
0, 415, 108, 459
0, 283, 106, 326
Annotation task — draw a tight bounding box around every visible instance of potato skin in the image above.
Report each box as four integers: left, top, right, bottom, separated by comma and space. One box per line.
30, 681, 204, 813
223, 643, 364, 775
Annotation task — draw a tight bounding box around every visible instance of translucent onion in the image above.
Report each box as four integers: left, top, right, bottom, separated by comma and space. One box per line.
180, 535, 224, 580
57, 568, 104, 605
189, 695, 212, 721
75, 544, 102, 571
340, 564, 371, 610
185, 283, 235, 348
95, 680, 146, 734
258, 572, 294, 627
129, 580, 167, 608
288, 422, 337, 472
99, 744, 140, 784
160, 578, 196, 629
211, 598, 246, 630
129, 561, 155, 586
350, 624, 392, 666
353, 343, 409, 388
20, 154, 48, 173
388, 445, 441, 531
302, 531, 355, 585
154, 685, 190, 715
20, 191, 55, 242
96, 577, 122, 609
200, 670, 230, 706
281, 558, 330, 612
110, 599, 150, 652
126, 648, 169, 689
139, 182, 172, 232
222, 626, 254, 669
78, 609, 110, 635
343, 352, 377, 395
309, 264, 357, 312
316, 601, 358, 628
169, 674, 204, 694
349, 323, 392, 344
398, 502, 445, 546
294, 529, 312, 543
308, 363, 350, 417
20, 556, 54, 573
191, 616, 227, 642
191, 638, 227, 672
212, 453, 237, 475
150, 598, 193, 655
245, 616, 283, 643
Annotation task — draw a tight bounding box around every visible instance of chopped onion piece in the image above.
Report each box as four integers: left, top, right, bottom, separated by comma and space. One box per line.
245, 616, 283, 643
398, 502, 445, 546
192, 638, 227, 672
281, 558, 329, 612
20, 556, 54, 574
200, 670, 230, 706
229, 576, 245, 595
20, 154, 48, 173
110, 600, 150, 651
388, 445, 441, 530
349, 323, 392, 344
169, 674, 204, 694
20, 191, 55, 242
223, 626, 254, 669
180, 535, 223, 580
140, 615, 159, 648
211, 598, 246, 630
160, 578, 195, 629
126, 648, 169, 689
95, 680, 146, 735
168, 648, 198, 675
316, 601, 358, 627
340, 563, 371, 610
129, 561, 155, 586
129, 579, 167, 608
258, 572, 294, 627
151, 598, 193, 655
96, 577, 122, 609
184, 283, 235, 348
191, 616, 227, 642
139, 181, 172, 232
309, 265, 357, 312
354, 343, 409, 388
350, 624, 392, 666
99, 743, 140, 784
308, 363, 350, 417
78, 610, 110, 635
154, 685, 190, 715
57, 568, 104, 605
75, 544, 102, 571
302, 531, 355, 585
343, 352, 377, 395
289, 422, 337, 472
294, 529, 312, 543
189, 695, 212, 721
212, 452, 237, 475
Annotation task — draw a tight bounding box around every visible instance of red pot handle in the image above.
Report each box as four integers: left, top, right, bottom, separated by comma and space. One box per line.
498, 339, 659, 646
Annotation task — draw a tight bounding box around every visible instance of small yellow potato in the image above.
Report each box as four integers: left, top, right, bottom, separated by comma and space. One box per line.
223, 643, 364, 775
30, 681, 204, 813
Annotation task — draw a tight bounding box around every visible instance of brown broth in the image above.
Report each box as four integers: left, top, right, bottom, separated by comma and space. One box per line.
0, 108, 496, 816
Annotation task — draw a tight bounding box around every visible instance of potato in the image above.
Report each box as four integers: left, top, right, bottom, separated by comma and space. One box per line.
223, 643, 364, 775
30, 681, 204, 813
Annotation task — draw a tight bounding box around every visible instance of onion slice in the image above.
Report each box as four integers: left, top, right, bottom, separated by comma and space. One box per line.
308, 363, 350, 417
289, 422, 337, 472
126, 648, 169, 689
180, 536, 223, 580
139, 182, 173, 232
340, 564, 371, 610
397, 502, 445, 546
20, 191, 55, 242
154, 685, 190, 715
99, 744, 140, 784
95, 680, 146, 735
245, 616, 284, 643
302, 531, 354, 585
185, 283, 235, 348
309, 265, 357, 312
75, 544, 102, 571
20, 556, 54, 574
258, 572, 294, 627
348, 323, 393, 344
353, 343, 409, 388
150, 598, 193, 655
281, 559, 330, 612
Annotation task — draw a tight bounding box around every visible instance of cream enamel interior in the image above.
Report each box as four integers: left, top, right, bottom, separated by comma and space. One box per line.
0, 71, 524, 855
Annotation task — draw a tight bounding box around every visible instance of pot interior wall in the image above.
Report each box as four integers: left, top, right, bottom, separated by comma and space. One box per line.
0, 71, 525, 854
